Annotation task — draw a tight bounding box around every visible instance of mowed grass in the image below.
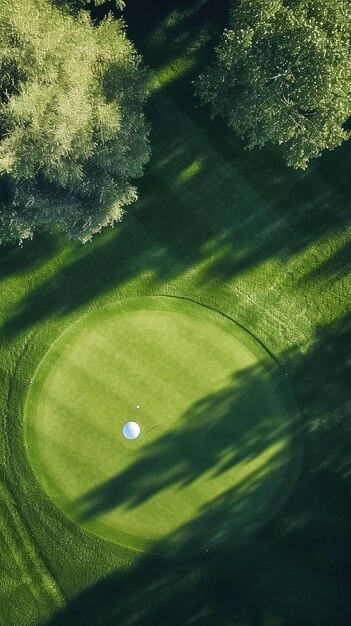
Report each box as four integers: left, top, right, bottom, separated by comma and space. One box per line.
25, 296, 298, 552
0, 1, 350, 625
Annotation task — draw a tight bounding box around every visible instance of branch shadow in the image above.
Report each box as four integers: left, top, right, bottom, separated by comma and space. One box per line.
2, 85, 351, 340
301, 237, 351, 285
124, 0, 228, 50
1, 0, 351, 337
43, 312, 351, 626
0, 233, 60, 284
75, 362, 297, 536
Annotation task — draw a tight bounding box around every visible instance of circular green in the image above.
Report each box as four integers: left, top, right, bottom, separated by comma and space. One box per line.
25, 296, 299, 552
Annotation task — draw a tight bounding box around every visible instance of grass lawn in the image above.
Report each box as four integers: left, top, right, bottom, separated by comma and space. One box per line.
25, 296, 298, 552
0, 1, 350, 625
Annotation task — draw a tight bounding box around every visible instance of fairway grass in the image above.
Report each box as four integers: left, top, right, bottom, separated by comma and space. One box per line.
25, 296, 299, 552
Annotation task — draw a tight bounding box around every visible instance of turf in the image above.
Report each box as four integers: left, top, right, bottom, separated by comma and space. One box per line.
0, 0, 350, 625
25, 296, 298, 552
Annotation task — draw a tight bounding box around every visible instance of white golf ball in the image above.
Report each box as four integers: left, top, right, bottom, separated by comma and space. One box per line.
122, 421, 141, 440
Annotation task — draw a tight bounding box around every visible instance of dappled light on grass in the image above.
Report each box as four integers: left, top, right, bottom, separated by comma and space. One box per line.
178, 157, 204, 182
2, 83, 351, 343
212, 438, 287, 480
300, 230, 351, 288
1, 2, 351, 625
148, 56, 198, 92
140, 0, 221, 95
71, 358, 299, 549
45, 315, 351, 626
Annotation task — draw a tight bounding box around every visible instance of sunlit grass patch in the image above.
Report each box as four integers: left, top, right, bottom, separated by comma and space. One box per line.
148, 56, 197, 92
164, 10, 182, 29
178, 157, 204, 182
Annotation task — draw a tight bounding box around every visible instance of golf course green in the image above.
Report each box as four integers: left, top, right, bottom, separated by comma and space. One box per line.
25, 296, 298, 552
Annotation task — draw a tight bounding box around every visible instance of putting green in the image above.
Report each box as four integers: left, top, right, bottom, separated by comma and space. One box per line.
25, 296, 299, 552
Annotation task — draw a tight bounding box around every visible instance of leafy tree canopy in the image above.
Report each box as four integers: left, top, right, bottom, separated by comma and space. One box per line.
0, 0, 149, 243
196, 0, 351, 168
52, 0, 125, 16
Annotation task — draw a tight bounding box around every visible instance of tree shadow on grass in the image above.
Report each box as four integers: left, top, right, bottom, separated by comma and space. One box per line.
0, 0, 227, 338
124, 0, 228, 53
43, 312, 351, 626
2, 109, 351, 338
0, 232, 60, 284
3, 77, 351, 337
1, 0, 351, 337
0, 176, 212, 338
1, 1, 351, 337
75, 361, 297, 540
301, 236, 351, 286
180, 109, 351, 284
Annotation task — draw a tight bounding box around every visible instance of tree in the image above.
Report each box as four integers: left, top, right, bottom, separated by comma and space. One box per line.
52, 0, 125, 15
0, 0, 149, 243
196, 0, 351, 169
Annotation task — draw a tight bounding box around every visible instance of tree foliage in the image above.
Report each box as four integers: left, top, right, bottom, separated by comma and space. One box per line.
52, 0, 125, 15
0, 0, 149, 243
196, 0, 351, 168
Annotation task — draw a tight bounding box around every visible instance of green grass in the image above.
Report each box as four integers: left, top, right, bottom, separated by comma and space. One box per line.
24, 296, 298, 553
0, 0, 350, 625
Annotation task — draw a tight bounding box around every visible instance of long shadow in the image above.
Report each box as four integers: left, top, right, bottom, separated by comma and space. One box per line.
175, 103, 351, 283
302, 237, 351, 285
0, 233, 60, 284
152, 78, 351, 285
0, 1, 225, 337
75, 362, 297, 537
2, 0, 351, 336
124, 0, 228, 50
0, 173, 214, 338
3, 78, 351, 338
44, 312, 351, 626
